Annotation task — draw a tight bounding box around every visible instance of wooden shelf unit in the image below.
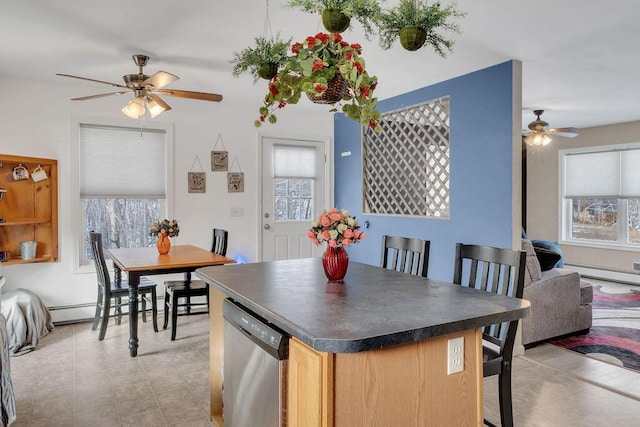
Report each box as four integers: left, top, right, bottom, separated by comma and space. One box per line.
0, 154, 58, 265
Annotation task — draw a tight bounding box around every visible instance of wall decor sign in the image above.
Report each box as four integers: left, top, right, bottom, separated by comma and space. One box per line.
211, 134, 228, 171
227, 157, 244, 193
188, 155, 206, 193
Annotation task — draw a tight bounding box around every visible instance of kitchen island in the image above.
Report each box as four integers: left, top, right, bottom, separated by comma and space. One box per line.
197, 258, 530, 426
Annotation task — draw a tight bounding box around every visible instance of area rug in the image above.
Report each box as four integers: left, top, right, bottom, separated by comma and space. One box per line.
550, 281, 640, 373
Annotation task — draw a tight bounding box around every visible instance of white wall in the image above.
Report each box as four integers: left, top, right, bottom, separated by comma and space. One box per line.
526, 120, 640, 273
0, 77, 333, 322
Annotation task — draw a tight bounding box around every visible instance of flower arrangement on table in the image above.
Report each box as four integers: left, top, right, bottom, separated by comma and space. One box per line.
307, 208, 365, 248
149, 219, 180, 238
256, 32, 382, 133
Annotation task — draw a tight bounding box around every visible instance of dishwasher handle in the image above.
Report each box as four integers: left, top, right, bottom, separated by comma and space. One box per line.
223, 298, 289, 360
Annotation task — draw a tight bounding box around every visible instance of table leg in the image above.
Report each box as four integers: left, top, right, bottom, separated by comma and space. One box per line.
128, 272, 140, 357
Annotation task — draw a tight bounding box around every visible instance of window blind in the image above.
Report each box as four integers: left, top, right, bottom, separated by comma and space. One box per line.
80, 124, 166, 198
273, 145, 316, 178
564, 148, 640, 198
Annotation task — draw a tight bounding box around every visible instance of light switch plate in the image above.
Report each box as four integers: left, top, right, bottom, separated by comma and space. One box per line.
230, 207, 243, 217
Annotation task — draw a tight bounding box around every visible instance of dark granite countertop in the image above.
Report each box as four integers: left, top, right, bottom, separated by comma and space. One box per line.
196, 258, 530, 353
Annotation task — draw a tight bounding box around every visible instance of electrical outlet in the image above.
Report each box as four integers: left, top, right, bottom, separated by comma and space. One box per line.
229, 207, 243, 217
447, 336, 464, 375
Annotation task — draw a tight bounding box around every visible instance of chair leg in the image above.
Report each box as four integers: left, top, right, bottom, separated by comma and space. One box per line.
92, 288, 103, 331
206, 284, 210, 315
141, 293, 147, 323
114, 296, 122, 325
163, 289, 170, 330
171, 291, 179, 341
498, 362, 514, 427
151, 288, 158, 333
98, 297, 111, 341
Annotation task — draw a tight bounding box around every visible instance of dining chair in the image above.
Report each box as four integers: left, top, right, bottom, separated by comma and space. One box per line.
380, 235, 430, 277
89, 232, 158, 341
453, 243, 526, 427
163, 228, 228, 340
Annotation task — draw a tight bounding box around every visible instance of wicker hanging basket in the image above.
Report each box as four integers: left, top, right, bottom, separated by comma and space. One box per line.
257, 62, 279, 80
399, 26, 427, 51
322, 8, 351, 33
307, 74, 347, 105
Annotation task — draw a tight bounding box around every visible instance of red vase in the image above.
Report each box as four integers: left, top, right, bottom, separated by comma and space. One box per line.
322, 246, 349, 282
156, 233, 171, 255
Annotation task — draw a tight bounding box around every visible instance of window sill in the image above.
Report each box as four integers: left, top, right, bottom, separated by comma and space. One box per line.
560, 239, 640, 253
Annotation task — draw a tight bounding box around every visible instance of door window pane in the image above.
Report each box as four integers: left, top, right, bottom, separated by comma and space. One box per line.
274, 178, 314, 222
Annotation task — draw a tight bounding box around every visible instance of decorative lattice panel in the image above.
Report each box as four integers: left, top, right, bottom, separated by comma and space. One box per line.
363, 97, 450, 218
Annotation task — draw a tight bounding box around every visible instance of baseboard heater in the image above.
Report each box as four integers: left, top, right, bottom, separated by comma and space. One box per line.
566, 264, 640, 285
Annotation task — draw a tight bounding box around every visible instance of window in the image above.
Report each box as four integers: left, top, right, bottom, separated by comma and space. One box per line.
560, 144, 640, 248
76, 122, 173, 265
273, 145, 315, 222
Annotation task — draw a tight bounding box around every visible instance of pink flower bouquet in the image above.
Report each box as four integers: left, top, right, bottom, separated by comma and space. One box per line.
307, 208, 365, 248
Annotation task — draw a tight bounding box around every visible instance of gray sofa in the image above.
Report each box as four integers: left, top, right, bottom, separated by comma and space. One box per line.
521, 239, 593, 346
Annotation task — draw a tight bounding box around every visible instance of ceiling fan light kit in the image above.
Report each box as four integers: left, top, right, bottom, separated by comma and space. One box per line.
523, 109, 579, 147
58, 54, 222, 119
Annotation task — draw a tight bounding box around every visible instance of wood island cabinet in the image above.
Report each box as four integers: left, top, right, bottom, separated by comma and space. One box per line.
0, 154, 58, 265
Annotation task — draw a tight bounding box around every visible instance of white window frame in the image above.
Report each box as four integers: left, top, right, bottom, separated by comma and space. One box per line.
559, 142, 640, 251
71, 116, 174, 273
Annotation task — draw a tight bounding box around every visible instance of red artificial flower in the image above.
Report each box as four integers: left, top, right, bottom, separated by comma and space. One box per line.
370, 82, 378, 91
278, 102, 286, 109
350, 43, 362, 53
361, 85, 370, 98
353, 62, 363, 74
315, 32, 330, 44
291, 42, 303, 54
346, 51, 354, 60
311, 59, 325, 71
369, 120, 377, 129
269, 84, 278, 96
332, 33, 343, 42
306, 36, 316, 48
264, 95, 270, 104
314, 83, 327, 93
260, 115, 266, 122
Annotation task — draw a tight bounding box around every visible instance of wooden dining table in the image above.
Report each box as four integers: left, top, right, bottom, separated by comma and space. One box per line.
106, 244, 235, 357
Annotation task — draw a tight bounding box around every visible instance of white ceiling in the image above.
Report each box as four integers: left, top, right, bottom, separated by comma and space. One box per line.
2, 0, 638, 131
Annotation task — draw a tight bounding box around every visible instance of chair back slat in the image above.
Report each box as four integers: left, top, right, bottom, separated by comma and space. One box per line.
89, 232, 114, 298
453, 243, 526, 356
211, 228, 228, 256
380, 235, 430, 278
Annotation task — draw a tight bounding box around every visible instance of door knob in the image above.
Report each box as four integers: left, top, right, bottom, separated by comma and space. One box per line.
263, 224, 270, 230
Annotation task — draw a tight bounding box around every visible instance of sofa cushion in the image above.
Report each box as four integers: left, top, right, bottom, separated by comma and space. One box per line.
522, 239, 542, 284
533, 246, 562, 271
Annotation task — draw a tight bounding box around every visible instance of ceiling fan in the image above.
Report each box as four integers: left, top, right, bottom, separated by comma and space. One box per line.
522, 109, 579, 146
57, 54, 223, 119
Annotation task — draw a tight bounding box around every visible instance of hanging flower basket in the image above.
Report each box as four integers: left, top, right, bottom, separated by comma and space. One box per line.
322, 8, 351, 33
256, 32, 382, 133
306, 73, 347, 104
399, 26, 427, 51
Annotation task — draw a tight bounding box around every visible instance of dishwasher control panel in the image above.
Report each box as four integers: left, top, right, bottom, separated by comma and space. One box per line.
223, 298, 289, 360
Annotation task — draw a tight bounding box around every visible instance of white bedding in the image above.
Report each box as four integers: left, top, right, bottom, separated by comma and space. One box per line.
0, 289, 53, 356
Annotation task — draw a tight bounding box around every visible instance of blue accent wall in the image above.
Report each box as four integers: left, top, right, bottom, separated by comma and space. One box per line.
334, 61, 517, 281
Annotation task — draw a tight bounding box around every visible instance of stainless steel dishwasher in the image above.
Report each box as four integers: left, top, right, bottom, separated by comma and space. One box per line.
222, 298, 289, 427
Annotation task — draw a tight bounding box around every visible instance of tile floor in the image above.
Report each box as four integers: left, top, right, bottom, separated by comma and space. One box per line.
8, 304, 640, 426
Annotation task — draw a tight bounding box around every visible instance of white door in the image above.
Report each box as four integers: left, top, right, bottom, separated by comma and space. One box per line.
261, 137, 328, 262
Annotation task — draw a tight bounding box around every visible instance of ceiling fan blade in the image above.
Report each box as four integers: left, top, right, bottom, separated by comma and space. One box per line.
70, 91, 130, 101
56, 73, 129, 89
143, 71, 179, 89
158, 89, 223, 102
548, 127, 579, 137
